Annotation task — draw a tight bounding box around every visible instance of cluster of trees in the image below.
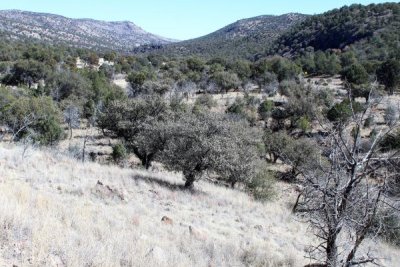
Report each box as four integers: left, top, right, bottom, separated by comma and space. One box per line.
275, 3, 400, 56
123, 54, 304, 101
98, 96, 263, 189
0, 41, 127, 144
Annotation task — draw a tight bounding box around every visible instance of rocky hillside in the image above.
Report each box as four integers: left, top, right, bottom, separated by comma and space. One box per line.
0, 10, 174, 52
141, 13, 307, 59
0, 143, 399, 266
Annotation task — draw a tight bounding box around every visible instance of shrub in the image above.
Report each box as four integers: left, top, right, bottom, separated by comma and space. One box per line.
246, 168, 276, 201
327, 99, 364, 123
341, 63, 369, 85
297, 116, 311, 133
112, 143, 127, 164
194, 94, 216, 109
0, 96, 63, 145
258, 100, 274, 121
379, 130, 400, 152
384, 105, 399, 126
226, 97, 258, 126
211, 71, 240, 93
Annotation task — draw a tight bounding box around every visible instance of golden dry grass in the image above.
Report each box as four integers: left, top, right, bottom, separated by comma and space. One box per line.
0, 143, 398, 267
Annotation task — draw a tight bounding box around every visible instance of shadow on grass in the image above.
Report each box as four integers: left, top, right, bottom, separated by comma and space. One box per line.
132, 174, 204, 195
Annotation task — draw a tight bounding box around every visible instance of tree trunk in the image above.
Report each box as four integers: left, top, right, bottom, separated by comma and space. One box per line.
140, 154, 153, 169
326, 231, 338, 267
69, 125, 73, 140
184, 173, 195, 189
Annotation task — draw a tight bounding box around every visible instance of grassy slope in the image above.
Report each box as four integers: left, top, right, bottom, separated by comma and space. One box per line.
0, 144, 398, 266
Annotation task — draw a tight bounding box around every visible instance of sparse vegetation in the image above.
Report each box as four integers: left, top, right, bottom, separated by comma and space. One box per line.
1, 2, 400, 266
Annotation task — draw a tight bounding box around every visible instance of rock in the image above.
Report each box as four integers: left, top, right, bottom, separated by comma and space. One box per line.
293, 184, 304, 193
92, 181, 124, 201
161, 216, 173, 225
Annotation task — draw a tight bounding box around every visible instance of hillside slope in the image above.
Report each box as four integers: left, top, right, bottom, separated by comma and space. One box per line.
0, 144, 399, 266
0, 10, 174, 52
273, 3, 400, 60
142, 13, 307, 59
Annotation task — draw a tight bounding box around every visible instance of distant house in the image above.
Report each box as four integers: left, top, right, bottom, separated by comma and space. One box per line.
76, 57, 114, 70
98, 58, 114, 67
76, 57, 88, 69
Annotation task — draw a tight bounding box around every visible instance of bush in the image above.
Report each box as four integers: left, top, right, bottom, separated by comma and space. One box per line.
211, 71, 240, 93
226, 96, 258, 126
194, 94, 216, 109
0, 95, 63, 145
278, 80, 298, 96
379, 131, 400, 152
258, 100, 274, 121
112, 143, 127, 164
297, 116, 311, 133
327, 99, 364, 123
341, 63, 368, 85
384, 105, 399, 126
246, 168, 276, 201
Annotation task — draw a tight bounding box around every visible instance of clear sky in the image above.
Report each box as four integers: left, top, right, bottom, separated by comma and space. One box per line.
0, 0, 391, 40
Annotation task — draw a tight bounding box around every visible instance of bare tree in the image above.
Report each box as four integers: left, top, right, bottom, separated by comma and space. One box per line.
64, 105, 80, 140
292, 91, 400, 266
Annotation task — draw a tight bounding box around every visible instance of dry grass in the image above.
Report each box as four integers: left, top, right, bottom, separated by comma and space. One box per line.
0, 144, 398, 267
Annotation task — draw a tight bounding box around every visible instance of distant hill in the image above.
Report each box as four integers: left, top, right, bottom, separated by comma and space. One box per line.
272, 3, 400, 60
141, 13, 308, 59
0, 10, 175, 52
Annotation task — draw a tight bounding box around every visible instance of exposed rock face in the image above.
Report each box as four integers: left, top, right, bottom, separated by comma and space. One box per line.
0, 10, 175, 51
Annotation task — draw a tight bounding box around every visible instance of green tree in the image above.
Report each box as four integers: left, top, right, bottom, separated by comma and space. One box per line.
377, 59, 400, 95
0, 96, 63, 145
341, 63, 368, 85
97, 96, 169, 169
160, 112, 261, 189
3, 60, 50, 88
327, 99, 364, 124
212, 71, 240, 93
127, 71, 147, 97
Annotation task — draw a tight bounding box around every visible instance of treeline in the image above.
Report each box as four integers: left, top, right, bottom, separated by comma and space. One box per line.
1, 37, 399, 147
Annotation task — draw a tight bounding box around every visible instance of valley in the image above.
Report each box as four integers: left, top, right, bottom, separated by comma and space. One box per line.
0, 2, 400, 267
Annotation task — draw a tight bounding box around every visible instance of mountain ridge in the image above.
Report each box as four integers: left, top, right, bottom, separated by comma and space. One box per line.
138, 13, 308, 59
0, 9, 176, 52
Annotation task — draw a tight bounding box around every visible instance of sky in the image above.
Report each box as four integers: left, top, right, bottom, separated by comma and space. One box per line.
0, 0, 391, 40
